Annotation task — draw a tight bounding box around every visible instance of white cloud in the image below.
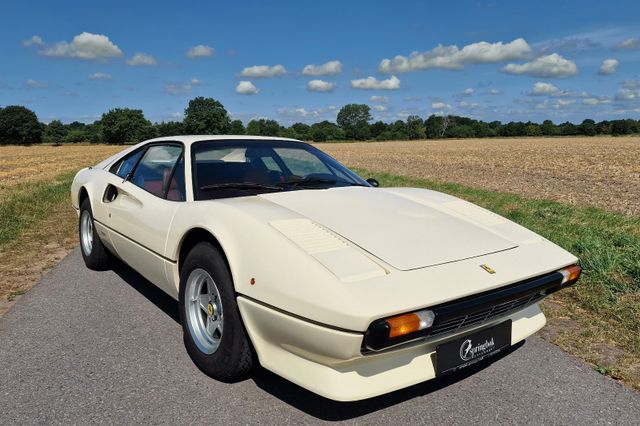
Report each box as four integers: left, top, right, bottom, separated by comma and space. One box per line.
186, 44, 214, 58
165, 78, 202, 95
351, 75, 400, 90
431, 101, 451, 109
22, 35, 43, 47
275, 106, 340, 125
533, 99, 575, 110
530, 82, 559, 95
582, 97, 611, 106
616, 38, 640, 50
622, 80, 640, 90
370, 95, 388, 102
240, 64, 286, 78
126, 53, 157, 66
615, 88, 640, 102
502, 53, 577, 78
26, 79, 47, 88
371, 105, 387, 112
307, 80, 336, 92
302, 60, 342, 76
598, 58, 618, 75
557, 99, 575, 106
459, 101, 480, 109
165, 84, 192, 95
461, 88, 475, 96
528, 82, 571, 97
379, 38, 531, 73
40, 32, 122, 61
236, 81, 259, 95
88, 72, 112, 81
485, 88, 503, 95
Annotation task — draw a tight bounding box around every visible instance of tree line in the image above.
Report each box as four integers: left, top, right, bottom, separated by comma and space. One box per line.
0, 98, 639, 145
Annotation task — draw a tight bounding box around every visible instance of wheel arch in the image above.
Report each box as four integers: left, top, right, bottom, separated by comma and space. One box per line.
177, 227, 233, 284
78, 186, 90, 209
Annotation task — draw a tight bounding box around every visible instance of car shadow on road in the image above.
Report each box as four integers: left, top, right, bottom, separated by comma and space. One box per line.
112, 261, 180, 323
110, 261, 525, 421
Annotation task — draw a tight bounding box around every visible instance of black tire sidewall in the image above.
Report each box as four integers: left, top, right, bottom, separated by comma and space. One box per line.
79, 198, 111, 270
178, 242, 253, 381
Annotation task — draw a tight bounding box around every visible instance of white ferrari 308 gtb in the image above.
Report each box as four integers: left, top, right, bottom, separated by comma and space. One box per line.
71, 136, 581, 401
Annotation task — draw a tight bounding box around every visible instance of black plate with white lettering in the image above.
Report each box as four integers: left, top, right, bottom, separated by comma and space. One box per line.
435, 320, 512, 376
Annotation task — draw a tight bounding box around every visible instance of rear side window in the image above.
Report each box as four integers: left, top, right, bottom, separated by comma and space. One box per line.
110, 149, 145, 179
131, 145, 185, 200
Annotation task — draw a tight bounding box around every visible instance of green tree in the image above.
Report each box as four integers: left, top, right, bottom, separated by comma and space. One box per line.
540, 120, 558, 136
44, 120, 68, 144
183, 97, 230, 134
525, 123, 542, 136
290, 122, 311, 140
309, 121, 344, 142
558, 121, 578, 136
369, 121, 388, 139
578, 119, 596, 136
101, 108, 154, 144
155, 121, 185, 137
611, 119, 634, 135
336, 104, 371, 140
424, 115, 443, 139
246, 119, 281, 136
229, 120, 245, 135
406, 115, 426, 140
0, 105, 43, 145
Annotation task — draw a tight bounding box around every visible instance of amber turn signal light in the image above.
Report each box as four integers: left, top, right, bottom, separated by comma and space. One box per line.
559, 264, 581, 285
385, 310, 435, 338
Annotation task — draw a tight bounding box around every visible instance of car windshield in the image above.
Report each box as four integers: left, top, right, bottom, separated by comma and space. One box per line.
192, 140, 369, 200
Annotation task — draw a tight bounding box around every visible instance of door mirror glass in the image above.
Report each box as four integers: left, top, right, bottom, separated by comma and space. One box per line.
366, 178, 380, 187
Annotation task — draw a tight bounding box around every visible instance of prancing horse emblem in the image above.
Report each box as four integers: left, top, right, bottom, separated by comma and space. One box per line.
480, 264, 496, 274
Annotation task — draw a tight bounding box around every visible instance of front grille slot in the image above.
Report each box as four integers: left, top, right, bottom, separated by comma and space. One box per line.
428, 272, 562, 338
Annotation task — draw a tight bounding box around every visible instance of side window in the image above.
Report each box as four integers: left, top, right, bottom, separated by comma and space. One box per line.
110, 149, 145, 179
130, 145, 185, 200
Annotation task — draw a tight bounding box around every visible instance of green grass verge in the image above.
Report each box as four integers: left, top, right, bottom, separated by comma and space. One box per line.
355, 168, 640, 354
0, 171, 76, 247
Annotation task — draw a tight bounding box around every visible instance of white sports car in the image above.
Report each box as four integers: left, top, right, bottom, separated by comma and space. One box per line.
71, 135, 581, 401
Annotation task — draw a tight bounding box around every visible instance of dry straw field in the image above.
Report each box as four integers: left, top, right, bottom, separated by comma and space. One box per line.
320, 136, 640, 216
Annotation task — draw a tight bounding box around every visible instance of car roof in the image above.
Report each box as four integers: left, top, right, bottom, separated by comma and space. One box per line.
143, 135, 305, 146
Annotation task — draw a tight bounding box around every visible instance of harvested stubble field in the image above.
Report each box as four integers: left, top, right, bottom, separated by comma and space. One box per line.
319, 136, 640, 216
0, 144, 121, 314
0, 145, 122, 200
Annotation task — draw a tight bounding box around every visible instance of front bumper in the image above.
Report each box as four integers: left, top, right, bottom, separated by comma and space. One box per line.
237, 296, 546, 402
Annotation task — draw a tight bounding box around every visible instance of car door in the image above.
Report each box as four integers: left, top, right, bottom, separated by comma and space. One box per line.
104, 143, 185, 296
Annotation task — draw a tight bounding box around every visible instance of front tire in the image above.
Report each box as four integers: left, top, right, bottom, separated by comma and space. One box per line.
79, 198, 112, 271
179, 242, 254, 381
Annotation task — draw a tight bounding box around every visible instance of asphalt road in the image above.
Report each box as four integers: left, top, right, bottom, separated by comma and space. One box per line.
1, 249, 639, 425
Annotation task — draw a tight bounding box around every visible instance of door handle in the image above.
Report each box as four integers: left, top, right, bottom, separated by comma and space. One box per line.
103, 184, 119, 203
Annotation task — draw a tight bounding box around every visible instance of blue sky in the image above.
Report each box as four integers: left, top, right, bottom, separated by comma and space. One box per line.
1, 0, 639, 125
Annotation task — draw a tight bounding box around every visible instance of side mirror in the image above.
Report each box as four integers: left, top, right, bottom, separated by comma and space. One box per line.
366, 178, 380, 187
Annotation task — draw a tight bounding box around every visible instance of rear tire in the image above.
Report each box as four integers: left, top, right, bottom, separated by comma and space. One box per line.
179, 242, 254, 381
79, 198, 112, 271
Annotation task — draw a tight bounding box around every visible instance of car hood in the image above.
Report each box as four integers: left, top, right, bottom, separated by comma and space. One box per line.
259, 187, 518, 271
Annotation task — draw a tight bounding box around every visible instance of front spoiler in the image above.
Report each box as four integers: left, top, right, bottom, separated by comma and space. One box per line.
237, 296, 546, 401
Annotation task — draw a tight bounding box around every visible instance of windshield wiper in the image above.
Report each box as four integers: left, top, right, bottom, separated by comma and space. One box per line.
278, 177, 337, 188
200, 182, 284, 191
279, 177, 368, 188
